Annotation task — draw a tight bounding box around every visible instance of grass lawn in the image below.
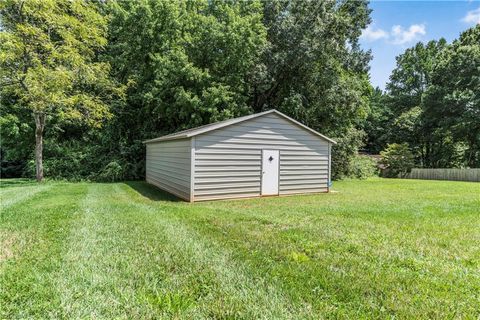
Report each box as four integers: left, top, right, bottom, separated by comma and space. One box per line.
1, 178, 479, 319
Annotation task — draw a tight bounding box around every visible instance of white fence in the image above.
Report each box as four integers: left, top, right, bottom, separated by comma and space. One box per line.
405, 168, 480, 182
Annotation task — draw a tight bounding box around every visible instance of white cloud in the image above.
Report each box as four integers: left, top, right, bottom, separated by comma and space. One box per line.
361, 25, 389, 42
361, 23, 426, 45
390, 24, 426, 45
462, 7, 480, 25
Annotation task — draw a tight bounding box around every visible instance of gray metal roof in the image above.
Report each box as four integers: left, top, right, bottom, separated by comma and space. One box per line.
143, 109, 337, 144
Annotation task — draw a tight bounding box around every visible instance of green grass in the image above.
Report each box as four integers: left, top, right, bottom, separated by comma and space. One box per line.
1, 178, 479, 319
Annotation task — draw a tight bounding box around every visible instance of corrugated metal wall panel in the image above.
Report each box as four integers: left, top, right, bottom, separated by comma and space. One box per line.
146, 139, 191, 201
195, 143, 328, 152
193, 193, 260, 201
197, 137, 327, 148
280, 188, 328, 195
196, 176, 259, 184
195, 187, 260, 196
281, 175, 328, 180
193, 113, 330, 201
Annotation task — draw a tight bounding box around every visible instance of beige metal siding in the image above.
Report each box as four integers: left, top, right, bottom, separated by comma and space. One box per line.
146, 138, 191, 201
194, 113, 329, 201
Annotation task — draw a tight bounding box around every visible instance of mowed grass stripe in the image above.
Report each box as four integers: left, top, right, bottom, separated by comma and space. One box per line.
54, 183, 191, 318
56, 184, 136, 318
1, 179, 479, 318
0, 183, 88, 319
121, 183, 307, 319
143, 180, 480, 318
54, 183, 302, 318
0, 183, 53, 211
174, 205, 480, 318
54, 183, 198, 319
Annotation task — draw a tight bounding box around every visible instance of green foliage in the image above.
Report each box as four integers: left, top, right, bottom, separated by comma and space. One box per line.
0, 92, 34, 169
96, 161, 125, 182
1, 179, 479, 318
361, 87, 392, 153
331, 127, 366, 180
0, 0, 120, 122
0, 0, 124, 180
98, 0, 372, 180
1, 1, 477, 181
392, 107, 422, 140
0, 158, 24, 178
365, 27, 479, 169
8, 0, 476, 181
256, 0, 372, 178
348, 155, 378, 179
380, 143, 415, 178
423, 25, 480, 167
387, 40, 447, 115
23, 149, 87, 181
384, 40, 448, 167
1, 0, 372, 181
97, 0, 267, 179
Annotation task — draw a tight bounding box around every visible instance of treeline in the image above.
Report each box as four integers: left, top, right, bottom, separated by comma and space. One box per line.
0, 0, 478, 181
363, 27, 480, 169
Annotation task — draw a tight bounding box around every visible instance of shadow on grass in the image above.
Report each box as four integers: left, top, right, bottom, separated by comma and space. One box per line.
125, 181, 182, 202
0, 178, 37, 188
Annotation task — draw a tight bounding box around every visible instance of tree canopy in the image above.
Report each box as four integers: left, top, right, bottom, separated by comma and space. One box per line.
363, 25, 479, 169
0, 1, 478, 181
94, 0, 372, 180
0, 0, 122, 180
424, 25, 480, 167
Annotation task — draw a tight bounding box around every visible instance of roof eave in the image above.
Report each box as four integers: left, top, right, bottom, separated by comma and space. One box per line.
142, 110, 277, 143
143, 134, 189, 144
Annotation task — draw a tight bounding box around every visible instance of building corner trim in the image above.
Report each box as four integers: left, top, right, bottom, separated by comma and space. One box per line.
190, 137, 196, 202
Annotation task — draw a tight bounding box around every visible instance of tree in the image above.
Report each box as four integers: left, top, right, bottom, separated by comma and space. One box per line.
380, 143, 414, 178
0, 88, 32, 176
387, 39, 447, 115
424, 25, 480, 167
101, 0, 373, 180
0, 0, 121, 181
385, 39, 448, 167
106, 0, 267, 127
362, 87, 392, 154
1, 0, 377, 181
102, 0, 267, 178
252, 0, 372, 178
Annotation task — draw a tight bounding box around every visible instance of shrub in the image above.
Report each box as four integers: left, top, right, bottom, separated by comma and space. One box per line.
1, 159, 26, 178
96, 161, 125, 182
331, 128, 366, 180
23, 153, 88, 181
380, 143, 414, 178
349, 155, 378, 179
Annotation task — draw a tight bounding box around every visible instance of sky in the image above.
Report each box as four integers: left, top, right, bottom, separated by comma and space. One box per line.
360, 0, 480, 90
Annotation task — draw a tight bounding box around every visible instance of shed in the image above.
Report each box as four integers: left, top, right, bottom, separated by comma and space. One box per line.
143, 109, 336, 202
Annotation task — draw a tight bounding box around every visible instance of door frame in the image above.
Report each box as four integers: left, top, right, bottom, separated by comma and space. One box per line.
260, 149, 280, 196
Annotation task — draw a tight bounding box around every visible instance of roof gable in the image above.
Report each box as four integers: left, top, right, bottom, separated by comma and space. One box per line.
144, 110, 336, 144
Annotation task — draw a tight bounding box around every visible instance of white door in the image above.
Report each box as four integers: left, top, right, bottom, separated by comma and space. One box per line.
261, 150, 279, 195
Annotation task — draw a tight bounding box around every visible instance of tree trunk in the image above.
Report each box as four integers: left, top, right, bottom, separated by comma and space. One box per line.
34, 112, 46, 182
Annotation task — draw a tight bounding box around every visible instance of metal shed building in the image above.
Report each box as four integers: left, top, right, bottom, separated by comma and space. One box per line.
144, 110, 336, 202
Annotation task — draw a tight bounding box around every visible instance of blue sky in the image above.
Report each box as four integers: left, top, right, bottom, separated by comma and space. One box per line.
360, 1, 480, 90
